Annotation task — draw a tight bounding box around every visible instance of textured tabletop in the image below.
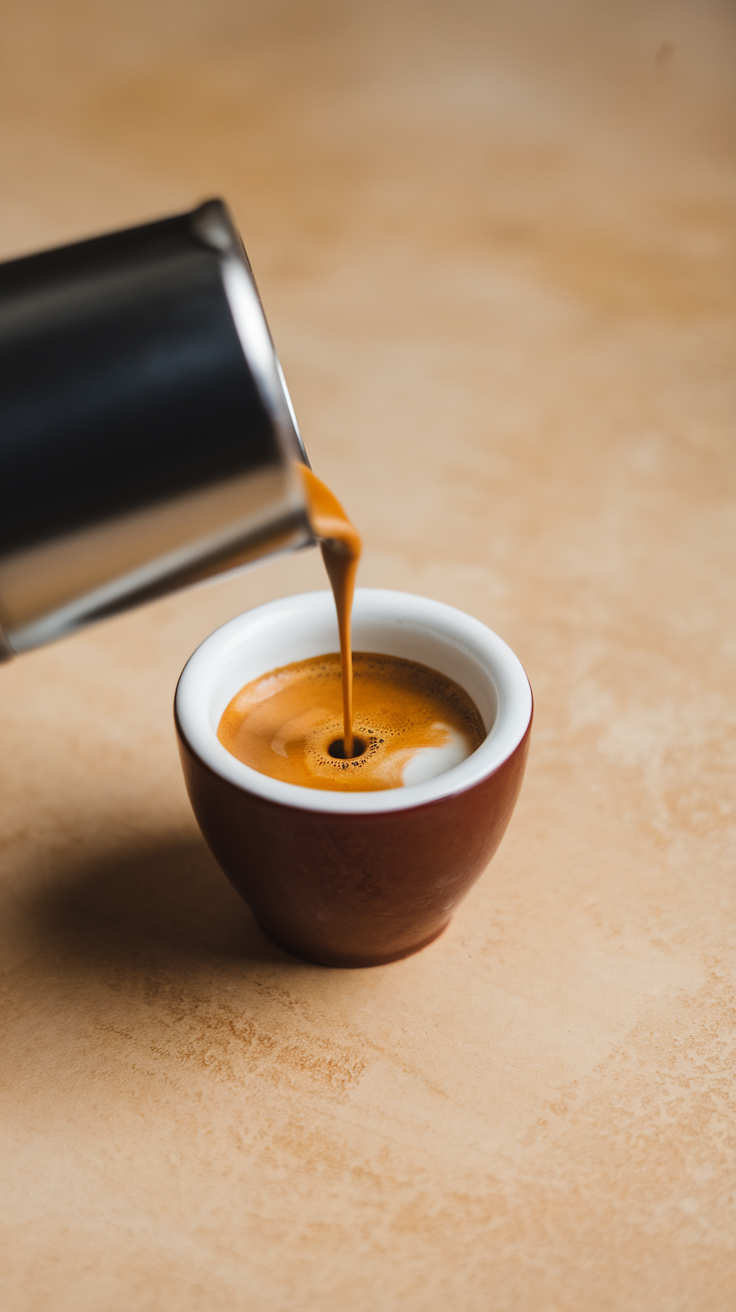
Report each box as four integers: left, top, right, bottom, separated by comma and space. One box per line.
1, 2, 735, 1309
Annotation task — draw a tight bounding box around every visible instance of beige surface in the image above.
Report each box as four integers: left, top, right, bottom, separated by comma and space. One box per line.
1, 2, 735, 1308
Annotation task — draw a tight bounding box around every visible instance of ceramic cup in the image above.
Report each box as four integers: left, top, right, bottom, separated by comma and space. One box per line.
175, 589, 533, 968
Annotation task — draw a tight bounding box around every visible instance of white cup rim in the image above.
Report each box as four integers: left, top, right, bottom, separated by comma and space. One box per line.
175, 588, 532, 815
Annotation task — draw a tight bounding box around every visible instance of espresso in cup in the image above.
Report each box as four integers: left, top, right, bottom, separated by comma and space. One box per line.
218, 651, 485, 792
175, 589, 533, 967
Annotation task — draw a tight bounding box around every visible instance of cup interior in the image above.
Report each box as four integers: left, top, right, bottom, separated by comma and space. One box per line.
175, 589, 532, 814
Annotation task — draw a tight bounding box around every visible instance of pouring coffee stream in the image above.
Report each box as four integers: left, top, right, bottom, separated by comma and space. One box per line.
297, 464, 363, 759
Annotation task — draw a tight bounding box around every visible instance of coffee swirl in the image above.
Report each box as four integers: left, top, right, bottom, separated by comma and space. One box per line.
218, 651, 485, 792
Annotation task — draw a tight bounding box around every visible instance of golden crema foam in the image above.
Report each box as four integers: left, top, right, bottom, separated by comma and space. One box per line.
218, 652, 486, 792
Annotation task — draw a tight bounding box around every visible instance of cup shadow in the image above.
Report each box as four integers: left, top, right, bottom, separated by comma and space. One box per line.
30, 831, 308, 978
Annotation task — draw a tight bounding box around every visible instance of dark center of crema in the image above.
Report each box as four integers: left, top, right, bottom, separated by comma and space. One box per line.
328, 736, 367, 760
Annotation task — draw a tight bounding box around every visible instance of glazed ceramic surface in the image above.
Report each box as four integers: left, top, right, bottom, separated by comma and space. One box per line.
176, 590, 532, 964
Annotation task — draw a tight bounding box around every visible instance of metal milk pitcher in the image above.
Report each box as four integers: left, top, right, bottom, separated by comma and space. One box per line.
0, 199, 314, 660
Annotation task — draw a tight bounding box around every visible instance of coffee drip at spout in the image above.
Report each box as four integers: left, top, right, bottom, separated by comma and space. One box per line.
296, 465, 363, 758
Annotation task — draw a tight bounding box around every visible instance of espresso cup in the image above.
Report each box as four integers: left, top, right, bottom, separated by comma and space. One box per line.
175, 589, 532, 968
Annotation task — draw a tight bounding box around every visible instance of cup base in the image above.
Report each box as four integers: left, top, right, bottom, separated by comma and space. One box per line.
256, 919, 451, 969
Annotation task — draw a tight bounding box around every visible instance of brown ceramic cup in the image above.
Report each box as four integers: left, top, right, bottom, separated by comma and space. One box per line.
175, 589, 532, 967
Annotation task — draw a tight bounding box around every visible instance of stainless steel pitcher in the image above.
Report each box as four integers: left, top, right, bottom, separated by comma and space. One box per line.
0, 199, 314, 660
